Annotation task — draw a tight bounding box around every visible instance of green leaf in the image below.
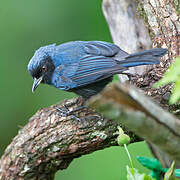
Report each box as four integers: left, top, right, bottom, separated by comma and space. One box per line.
150, 171, 161, 180
153, 56, 180, 104
169, 78, 180, 104
164, 161, 178, 180
136, 156, 162, 171
113, 74, 120, 82
153, 56, 180, 88
162, 168, 180, 178
126, 166, 155, 180
174, 169, 180, 177
137, 157, 180, 179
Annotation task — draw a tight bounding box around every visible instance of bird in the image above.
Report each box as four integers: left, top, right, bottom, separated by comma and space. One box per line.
28, 41, 167, 100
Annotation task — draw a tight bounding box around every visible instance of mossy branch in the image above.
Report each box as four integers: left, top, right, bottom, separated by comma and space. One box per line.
1, 83, 180, 179
88, 83, 180, 163
102, 0, 180, 167
0, 96, 140, 179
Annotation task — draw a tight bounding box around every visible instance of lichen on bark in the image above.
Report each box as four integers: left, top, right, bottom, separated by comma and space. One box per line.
0, 97, 140, 179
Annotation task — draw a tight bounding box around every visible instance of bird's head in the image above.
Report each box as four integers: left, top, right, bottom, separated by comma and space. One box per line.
28, 44, 56, 92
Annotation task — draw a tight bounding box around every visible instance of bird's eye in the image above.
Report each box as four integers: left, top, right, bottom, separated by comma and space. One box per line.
42, 66, 47, 72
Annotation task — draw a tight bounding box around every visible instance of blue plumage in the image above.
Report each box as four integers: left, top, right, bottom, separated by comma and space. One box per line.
28, 41, 167, 99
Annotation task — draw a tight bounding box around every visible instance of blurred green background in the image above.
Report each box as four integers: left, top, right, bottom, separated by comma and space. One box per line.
0, 0, 152, 179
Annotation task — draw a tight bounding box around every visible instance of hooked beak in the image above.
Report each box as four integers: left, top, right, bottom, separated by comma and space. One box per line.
32, 76, 43, 93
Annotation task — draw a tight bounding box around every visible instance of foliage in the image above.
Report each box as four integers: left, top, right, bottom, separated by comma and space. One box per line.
127, 166, 154, 180
117, 127, 180, 180
117, 128, 155, 180
154, 56, 180, 104
123, 145, 155, 180
164, 161, 178, 180
137, 157, 180, 180
136, 156, 161, 179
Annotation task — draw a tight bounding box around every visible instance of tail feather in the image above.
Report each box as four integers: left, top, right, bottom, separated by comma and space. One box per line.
118, 48, 167, 68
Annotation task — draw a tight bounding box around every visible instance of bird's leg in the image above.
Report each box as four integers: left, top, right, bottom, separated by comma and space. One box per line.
56, 97, 87, 122
56, 105, 86, 116
56, 106, 82, 122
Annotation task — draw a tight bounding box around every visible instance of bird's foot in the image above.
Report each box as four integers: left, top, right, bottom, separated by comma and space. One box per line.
56, 104, 87, 122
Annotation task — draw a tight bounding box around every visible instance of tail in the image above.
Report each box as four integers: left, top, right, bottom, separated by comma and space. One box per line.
117, 48, 167, 67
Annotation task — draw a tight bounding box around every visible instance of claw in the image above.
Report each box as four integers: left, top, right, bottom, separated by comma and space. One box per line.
55, 104, 87, 122
55, 105, 71, 117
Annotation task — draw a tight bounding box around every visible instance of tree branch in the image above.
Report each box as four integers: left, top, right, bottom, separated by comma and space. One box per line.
1, 82, 180, 179
102, 0, 180, 107
0, 97, 140, 179
88, 83, 180, 163
102, 0, 180, 167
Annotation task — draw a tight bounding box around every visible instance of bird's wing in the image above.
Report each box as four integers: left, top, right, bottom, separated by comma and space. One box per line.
67, 41, 128, 87
52, 41, 128, 89
83, 41, 120, 56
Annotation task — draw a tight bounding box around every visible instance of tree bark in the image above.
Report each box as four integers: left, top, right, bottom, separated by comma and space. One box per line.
88, 83, 180, 163
102, 0, 180, 167
1, 83, 180, 179
102, 0, 180, 107
0, 97, 140, 180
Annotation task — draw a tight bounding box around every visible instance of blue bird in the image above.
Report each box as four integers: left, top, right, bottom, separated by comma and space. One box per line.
28, 41, 167, 100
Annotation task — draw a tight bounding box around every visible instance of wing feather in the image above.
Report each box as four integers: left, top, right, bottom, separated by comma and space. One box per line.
70, 58, 125, 87
67, 41, 126, 87
53, 41, 126, 89
83, 41, 120, 56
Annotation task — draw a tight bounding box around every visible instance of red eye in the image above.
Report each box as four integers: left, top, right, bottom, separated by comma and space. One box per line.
42, 66, 47, 72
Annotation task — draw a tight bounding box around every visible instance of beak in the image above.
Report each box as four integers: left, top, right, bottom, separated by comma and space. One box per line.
32, 76, 43, 93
